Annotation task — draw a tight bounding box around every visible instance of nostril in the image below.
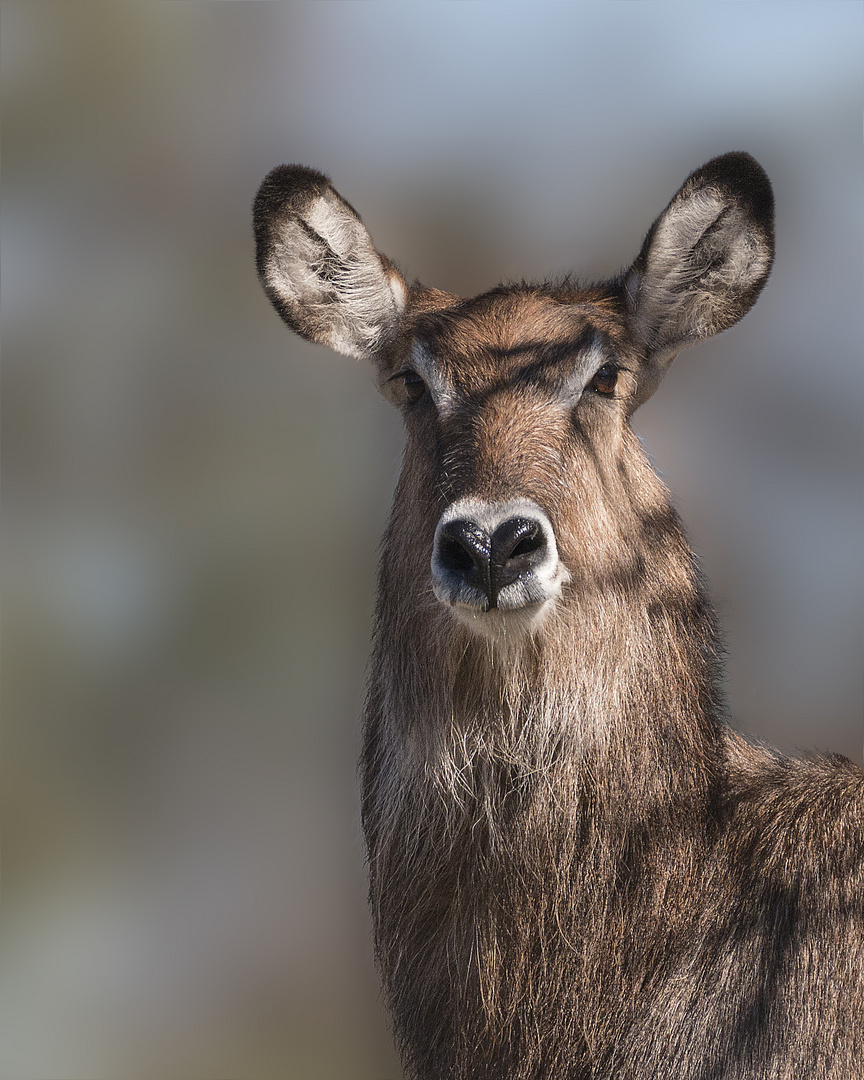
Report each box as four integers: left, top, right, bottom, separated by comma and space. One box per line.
437, 520, 492, 587
489, 517, 549, 597
492, 518, 546, 565
509, 532, 545, 559
439, 536, 477, 576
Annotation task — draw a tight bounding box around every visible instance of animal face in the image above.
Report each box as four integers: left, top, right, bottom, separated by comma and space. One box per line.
254, 154, 774, 644
380, 289, 656, 639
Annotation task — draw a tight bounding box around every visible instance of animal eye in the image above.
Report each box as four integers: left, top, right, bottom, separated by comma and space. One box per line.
399, 370, 427, 403
589, 363, 618, 396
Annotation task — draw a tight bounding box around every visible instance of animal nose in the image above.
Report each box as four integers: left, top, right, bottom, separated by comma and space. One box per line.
436, 514, 550, 610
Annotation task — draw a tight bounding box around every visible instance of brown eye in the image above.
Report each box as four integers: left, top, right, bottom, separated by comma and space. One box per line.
400, 370, 426, 403
590, 363, 618, 395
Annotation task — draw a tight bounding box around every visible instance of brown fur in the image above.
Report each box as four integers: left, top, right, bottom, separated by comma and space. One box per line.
254, 155, 864, 1079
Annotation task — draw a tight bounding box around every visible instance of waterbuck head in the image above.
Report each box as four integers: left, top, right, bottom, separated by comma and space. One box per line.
254, 154, 773, 657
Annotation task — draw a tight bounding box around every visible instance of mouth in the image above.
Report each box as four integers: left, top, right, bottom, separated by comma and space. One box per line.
444, 597, 558, 645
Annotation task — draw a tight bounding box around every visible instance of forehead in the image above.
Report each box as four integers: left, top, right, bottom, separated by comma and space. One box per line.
408, 288, 625, 392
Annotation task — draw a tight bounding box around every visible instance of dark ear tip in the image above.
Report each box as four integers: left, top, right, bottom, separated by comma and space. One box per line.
685, 151, 774, 230
259, 163, 333, 196
253, 163, 333, 230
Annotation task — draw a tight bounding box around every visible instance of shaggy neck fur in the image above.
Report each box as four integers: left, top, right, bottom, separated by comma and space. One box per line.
362, 489, 726, 1080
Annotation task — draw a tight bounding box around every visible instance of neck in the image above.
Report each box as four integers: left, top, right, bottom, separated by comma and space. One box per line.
361, 525, 725, 1078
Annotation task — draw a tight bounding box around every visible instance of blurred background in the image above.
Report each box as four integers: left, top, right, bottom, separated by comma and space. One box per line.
2, 3, 861, 1077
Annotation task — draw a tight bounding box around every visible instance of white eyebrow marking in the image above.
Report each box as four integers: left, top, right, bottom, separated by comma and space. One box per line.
410, 341, 460, 416
560, 333, 608, 405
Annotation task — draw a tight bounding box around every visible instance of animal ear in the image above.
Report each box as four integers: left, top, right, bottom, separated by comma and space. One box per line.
625, 152, 774, 407
254, 165, 408, 360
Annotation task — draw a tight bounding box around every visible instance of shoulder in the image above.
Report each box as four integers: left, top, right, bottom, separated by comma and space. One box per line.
718, 728, 864, 891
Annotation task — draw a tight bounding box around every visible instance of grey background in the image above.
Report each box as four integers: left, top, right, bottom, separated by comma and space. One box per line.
3, 3, 861, 1077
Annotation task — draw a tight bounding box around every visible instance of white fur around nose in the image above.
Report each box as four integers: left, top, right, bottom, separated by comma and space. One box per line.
431, 498, 570, 640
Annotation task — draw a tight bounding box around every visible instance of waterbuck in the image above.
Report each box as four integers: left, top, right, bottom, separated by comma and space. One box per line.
253, 153, 863, 1080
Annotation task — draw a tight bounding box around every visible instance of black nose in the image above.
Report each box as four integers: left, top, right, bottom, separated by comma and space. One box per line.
437, 516, 548, 609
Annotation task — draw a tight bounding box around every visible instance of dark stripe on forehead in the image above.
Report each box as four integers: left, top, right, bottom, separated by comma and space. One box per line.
412, 300, 615, 386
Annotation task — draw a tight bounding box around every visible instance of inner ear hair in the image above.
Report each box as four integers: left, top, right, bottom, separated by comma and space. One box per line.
626, 152, 775, 366
254, 165, 406, 360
